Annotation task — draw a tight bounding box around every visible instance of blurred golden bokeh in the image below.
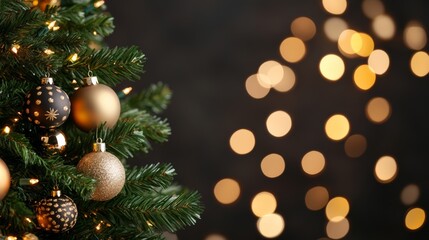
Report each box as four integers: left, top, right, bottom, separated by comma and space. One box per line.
351, 32, 374, 57
301, 150, 326, 176
401, 184, 420, 206
338, 29, 358, 56
368, 49, 390, 75
372, 14, 396, 40
344, 134, 367, 158
258, 60, 284, 87
205, 234, 227, 240
266, 110, 292, 137
404, 21, 427, 50
326, 218, 350, 239
291, 16, 317, 41
319, 54, 345, 81
322, 0, 347, 15
365, 97, 391, 124
353, 64, 376, 90
405, 208, 426, 230
324, 17, 348, 42
229, 129, 255, 155
325, 196, 350, 222
410, 51, 429, 77
245, 74, 270, 99
325, 114, 350, 141
374, 155, 397, 183
260, 153, 286, 178
362, 0, 384, 19
305, 186, 330, 211
257, 213, 285, 238
279, 37, 306, 63
273, 65, 296, 92
214, 178, 241, 204
251, 191, 277, 217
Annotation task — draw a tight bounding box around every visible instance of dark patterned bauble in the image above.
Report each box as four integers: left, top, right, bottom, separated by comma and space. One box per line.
0, 158, 10, 200
71, 76, 120, 132
36, 187, 78, 233
76, 139, 125, 201
40, 128, 67, 155
25, 77, 71, 128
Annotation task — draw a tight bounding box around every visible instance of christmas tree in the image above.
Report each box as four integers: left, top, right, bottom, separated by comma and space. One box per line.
0, 0, 203, 239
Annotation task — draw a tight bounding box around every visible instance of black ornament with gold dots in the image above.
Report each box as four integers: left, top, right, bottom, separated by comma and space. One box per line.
36, 186, 78, 233
25, 77, 71, 128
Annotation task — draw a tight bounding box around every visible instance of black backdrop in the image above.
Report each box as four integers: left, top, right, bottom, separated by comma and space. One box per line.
106, 1, 429, 239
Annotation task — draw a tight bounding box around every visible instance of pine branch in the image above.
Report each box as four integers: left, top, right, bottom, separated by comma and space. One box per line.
0, 190, 35, 235
121, 109, 171, 145
0, 80, 33, 117
76, 188, 203, 237
0, 133, 96, 199
122, 163, 176, 195
64, 46, 146, 87
122, 82, 172, 114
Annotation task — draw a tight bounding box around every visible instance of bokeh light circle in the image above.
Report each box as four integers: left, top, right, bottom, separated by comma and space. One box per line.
326, 218, 350, 239
301, 150, 326, 176
261, 153, 286, 178
305, 186, 330, 211
325, 196, 350, 222
291, 16, 317, 41
279, 37, 306, 63
319, 54, 345, 81
325, 114, 350, 141
366, 97, 391, 124
368, 49, 390, 75
229, 129, 255, 154
324, 17, 348, 42
401, 184, 420, 206
353, 64, 376, 90
322, 0, 347, 15
257, 213, 285, 238
374, 155, 398, 183
405, 208, 426, 231
266, 110, 292, 137
251, 191, 277, 217
214, 178, 241, 204
344, 134, 367, 158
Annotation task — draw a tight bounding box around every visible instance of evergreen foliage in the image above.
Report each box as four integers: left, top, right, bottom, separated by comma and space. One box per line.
0, 0, 203, 239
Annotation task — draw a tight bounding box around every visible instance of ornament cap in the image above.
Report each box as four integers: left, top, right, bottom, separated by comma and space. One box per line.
83, 76, 99, 86
51, 185, 61, 197
41, 77, 54, 85
93, 138, 106, 152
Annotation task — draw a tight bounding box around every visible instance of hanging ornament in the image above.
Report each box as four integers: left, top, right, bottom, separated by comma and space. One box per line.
0, 158, 10, 200
23, 233, 38, 240
24, 76, 71, 128
76, 139, 125, 201
40, 128, 67, 155
36, 186, 78, 233
71, 74, 121, 132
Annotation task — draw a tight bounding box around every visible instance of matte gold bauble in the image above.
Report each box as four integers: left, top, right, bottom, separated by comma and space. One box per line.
36, 187, 78, 233
0, 158, 10, 200
40, 128, 67, 155
76, 139, 125, 201
71, 76, 120, 132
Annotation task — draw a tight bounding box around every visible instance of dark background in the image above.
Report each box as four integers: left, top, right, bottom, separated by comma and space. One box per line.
106, 1, 429, 239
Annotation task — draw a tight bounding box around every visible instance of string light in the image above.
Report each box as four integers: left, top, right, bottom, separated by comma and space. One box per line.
68, 53, 79, 62
11, 44, 20, 54
46, 21, 60, 31
19, 178, 40, 186
2, 126, 11, 134
44, 49, 55, 55
94, 0, 105, 8
122, 87, 133, 95
6, 236, 17, 240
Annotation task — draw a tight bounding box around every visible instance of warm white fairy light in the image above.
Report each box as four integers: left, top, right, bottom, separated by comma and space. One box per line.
68, 53, 79, 62
46, 21, 60, 31
122, 87, 133, 95
29, 178, 39, 185
11, 44, 20, 54
3, 126, 11, 134
44, 49, 54, 55
94, 0, 105, 8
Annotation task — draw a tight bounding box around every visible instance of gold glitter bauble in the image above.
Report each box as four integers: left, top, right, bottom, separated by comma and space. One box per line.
36, 187, 78, 233
71, 76, 120, 132
0, 158, 10, 200
76, 140, 125, 201
24, 77, 71, 128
